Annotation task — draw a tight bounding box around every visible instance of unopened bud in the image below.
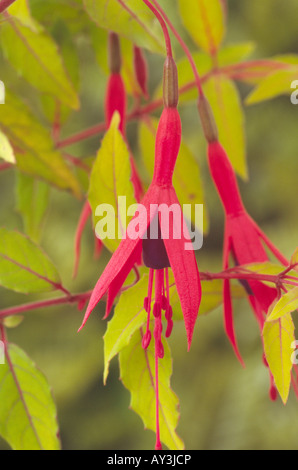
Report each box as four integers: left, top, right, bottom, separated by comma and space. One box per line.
108, 32, 121, 74
134, 46, 149, 99
163, 56, 178, 108
198, 94, 218, 143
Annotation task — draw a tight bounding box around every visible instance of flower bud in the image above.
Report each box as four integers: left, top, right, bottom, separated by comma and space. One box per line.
134, 46, 149, 99
197, 94, 218, 143
163, 56, 178, 108
108, 32, 121, 74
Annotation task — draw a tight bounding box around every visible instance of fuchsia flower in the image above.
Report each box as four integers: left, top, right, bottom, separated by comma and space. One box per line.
198, 94, 288, 389
73, 33, 143, 278
206, 140, 293, 400
207, 140, 288, 370
79, 57, 201, 449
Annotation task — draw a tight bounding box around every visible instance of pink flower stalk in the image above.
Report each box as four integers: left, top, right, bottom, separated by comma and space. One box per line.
79, 57, 201, 449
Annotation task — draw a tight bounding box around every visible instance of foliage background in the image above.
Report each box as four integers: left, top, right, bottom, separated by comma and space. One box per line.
0, 0, 298, 450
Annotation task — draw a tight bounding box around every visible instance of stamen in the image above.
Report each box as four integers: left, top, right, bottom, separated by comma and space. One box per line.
165, 268, 173, 338
153, 268, 164, 451
142, 269, 154, 350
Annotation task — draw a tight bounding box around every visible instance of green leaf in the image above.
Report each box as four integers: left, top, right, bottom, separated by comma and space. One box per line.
263, 313, 295, 404
88, 111, 136, 253
242, 262, 298, 288
245, 67, 298, 105
2, 316, 24, 329
0, 13, 79, 109
204, 75, 247, 179
119, 329, 184, 450
0, 228, 62, 294
290, 248, 298, 272
6, 0, 40, 32
15, 173, 50, 243
0, 92, 81, 197
139, 117, 208, 233
0, 343, 60, 450
267, 288, 298, 322
0, 131, 16, 164
103, 274, 148, 384
199, 280, 245, 316
83, 0, 164, 54
217, 42, 256, 67
178, 0, 225, 55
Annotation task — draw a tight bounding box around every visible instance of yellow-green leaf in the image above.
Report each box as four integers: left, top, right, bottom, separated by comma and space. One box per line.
0, 343, 60, 450
0, 91, 81, 197
204, 75, 247, 179
291, 248, 298, 272
6, 0, 40, 32
178, 0, 225, 55
1, 15, 79, 109
83, 0, 164, 54
103, 275, 148, 384
0, 228, 61, 294
246, 67, 298, 105
267, 288, 298, 322
15, 173, 50, 243
88, 111, 136, 253
0, 131, 15, 164
119, 329, 184, 450
263, 313, 295, 404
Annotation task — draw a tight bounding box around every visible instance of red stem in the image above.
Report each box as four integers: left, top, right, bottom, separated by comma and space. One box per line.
0, 265, 297, 321
141, 0, 172, 58
0, 0, 16, 13
0, 291, 92, 320
149, 0, 204, 97
0, 162, 13, 172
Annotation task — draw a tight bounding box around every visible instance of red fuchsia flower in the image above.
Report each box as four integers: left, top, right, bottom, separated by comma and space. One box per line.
73, 32, 144, 278
198, 95, 289, 398
79, 57, 201, 449
106, 32, 144, 202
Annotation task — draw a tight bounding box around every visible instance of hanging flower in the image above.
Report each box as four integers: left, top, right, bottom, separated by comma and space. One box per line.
79, 56, 201, 449
198, 94, 289, 397
73, 32, 143, 278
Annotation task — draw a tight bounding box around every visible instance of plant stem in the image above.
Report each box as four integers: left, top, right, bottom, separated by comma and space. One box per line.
55, 57, 286, 149
141, 0, 172, 58
0, 291, 92, 320
149, 0, 204, 97
0, 162, 12, 172
0, 0, 16, 14
1, 267, 297, 321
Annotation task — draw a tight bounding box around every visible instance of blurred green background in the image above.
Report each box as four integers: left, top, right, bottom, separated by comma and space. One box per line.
0, 0, 298, 450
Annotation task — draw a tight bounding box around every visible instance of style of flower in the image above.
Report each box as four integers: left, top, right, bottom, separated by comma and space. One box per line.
79, 57, 201, 449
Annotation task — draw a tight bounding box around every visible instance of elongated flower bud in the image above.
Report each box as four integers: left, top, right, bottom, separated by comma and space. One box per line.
108, 32, 121, 74
163, 56, 178, 108
197, 94, 218, 143
133, 46, 149, 99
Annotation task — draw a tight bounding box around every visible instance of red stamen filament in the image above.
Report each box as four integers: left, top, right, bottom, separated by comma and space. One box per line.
154, 269, 164, 450
142, 269, 154, 349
